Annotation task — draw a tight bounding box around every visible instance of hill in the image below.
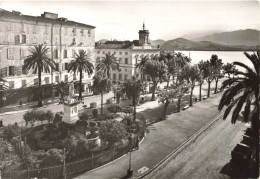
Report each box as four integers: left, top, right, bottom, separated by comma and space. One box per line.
150, 39, 166, 48
192, 29, 260, 46
160, 38, 258, 51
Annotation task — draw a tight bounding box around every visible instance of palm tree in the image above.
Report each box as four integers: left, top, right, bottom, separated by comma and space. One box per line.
54, 81, 68, 103
144, 57, 166, 101
23, 44, 56, 107
174, 52, 191, 84
179, 65, 200, 107
68, 50, 94, 100
223, 63, 235, 79
91, 74, 111, 114
218, 51, 259, 177
201, 60, 214, 97
163, 52, 177, 88
96, 52, 119, 78
198, 60, 205, 101
210, 55, 223, 94
122, 76, 143, 122
136, 54, 149, 81
157, 85, 179, 120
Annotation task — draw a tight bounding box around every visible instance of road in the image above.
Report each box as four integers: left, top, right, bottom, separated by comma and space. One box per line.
75, 83, 226, 179
146, 111, 247, 179
0, 92, 114, 125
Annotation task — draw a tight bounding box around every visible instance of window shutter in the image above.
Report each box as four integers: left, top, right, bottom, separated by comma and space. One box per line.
62, 63, 65, 71
17, 66, 22, 76
14, 66, 17, 76
26, 35, 29, 44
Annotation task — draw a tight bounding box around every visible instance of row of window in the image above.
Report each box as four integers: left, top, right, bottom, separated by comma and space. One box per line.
6, 48, 77, 60
96, 57, 128, 64
97, 51, 128, 55
112, 73, 128, 81
4, 33, 90, 46
8, 73, 92, 89
2, 22, 92, 37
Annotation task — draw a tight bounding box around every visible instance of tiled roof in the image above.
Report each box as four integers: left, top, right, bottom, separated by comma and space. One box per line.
0, 8, 95, 29
95, 40, 134, 49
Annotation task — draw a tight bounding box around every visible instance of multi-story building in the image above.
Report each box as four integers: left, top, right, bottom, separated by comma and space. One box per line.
95, 23, 160, 82
0, 9, 95, 105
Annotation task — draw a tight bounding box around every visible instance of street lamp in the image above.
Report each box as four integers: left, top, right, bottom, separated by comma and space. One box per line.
127, 134, 133, 177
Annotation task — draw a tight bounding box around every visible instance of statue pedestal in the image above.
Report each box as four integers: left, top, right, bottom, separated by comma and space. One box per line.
64, 98, 79, 123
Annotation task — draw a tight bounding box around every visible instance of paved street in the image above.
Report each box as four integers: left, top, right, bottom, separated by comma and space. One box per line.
147, 112, 247, 179
0, 92, 114, 125
75, 87, 226, 179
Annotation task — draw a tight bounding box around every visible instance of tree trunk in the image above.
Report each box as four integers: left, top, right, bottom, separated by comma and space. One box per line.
161, 99, 170, 120
189, 86, 194, 107
133, 94, 136, 122
214, 78, 218, 94
38, 68, 43, 107
107, 68, 110, 78
199, 83, 202, 101
101, 92, 103, 114
79, 70, 82, 100
166, 75, 170, 88
177, 97, 181, 112
116, 92, 120, 105
207, 81, 211, 97
151, 81, 157, 101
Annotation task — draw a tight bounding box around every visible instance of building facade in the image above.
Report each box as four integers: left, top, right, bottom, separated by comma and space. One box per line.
95, 23, 160, 82
0, 9, 95, 105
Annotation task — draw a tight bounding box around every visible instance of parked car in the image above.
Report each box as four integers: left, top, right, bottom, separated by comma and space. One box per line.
182, 105, 189, 110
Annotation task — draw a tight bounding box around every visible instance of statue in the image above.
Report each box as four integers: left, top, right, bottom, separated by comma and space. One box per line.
69, 83, 74, 98
64, 82, 78, 123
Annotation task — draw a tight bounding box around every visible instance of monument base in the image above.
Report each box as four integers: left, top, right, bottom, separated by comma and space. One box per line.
64, 116, 79, 124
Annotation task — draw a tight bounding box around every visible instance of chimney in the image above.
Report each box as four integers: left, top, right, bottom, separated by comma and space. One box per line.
41, 12, 58, 19
12, 10, 21, 15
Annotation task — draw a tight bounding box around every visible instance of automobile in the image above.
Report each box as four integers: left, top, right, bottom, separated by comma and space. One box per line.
202, 96, 207, 100
182, 105, 189, 110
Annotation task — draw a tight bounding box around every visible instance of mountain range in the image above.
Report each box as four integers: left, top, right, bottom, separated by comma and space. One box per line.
97, 29, 260, 51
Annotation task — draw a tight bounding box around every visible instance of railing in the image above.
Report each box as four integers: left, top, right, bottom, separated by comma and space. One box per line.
2, 122, 145, 179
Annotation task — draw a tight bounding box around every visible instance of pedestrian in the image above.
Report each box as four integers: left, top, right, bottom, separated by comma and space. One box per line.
19, 100, 23, 108
0, 119, 3, 127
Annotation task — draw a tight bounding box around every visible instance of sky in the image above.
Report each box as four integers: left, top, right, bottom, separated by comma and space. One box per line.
0, 0, 260, 41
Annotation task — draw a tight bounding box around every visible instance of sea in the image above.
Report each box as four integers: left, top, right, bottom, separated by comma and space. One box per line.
176, 51, 255, 69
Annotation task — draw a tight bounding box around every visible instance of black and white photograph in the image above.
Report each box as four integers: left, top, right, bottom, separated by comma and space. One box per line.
0, 0, 259, 178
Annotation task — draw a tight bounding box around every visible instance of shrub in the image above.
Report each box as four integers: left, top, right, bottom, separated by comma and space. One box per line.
99, 120, 127, 143
90, 102, 97, 108
23, 110, 54, 126
92, 109, 98, 118
121, 116, 133, 126
54, 112, 63, 123
79, 110, 90, 121
39, 149, 64, 168
44, 110, 54, 123
75, 120, 88, 127
107, 105, 122, 113
2, 124, 21, 141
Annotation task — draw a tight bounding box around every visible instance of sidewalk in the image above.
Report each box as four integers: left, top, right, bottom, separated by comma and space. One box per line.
0, 92, 115, 125
75, 91, 224, 179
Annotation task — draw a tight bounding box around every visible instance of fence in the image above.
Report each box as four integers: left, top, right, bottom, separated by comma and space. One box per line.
2, 123, 145, 179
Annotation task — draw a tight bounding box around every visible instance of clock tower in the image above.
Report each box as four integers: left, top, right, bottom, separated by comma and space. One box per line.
138, 22, 150, 46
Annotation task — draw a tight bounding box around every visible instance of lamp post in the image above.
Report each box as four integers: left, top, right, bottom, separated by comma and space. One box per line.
127, 133, 133, 177
63, 148, 66, 179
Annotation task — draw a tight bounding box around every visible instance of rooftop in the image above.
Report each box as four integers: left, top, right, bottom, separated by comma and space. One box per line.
0, 8, 95, 29
95, 40, 134, 49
